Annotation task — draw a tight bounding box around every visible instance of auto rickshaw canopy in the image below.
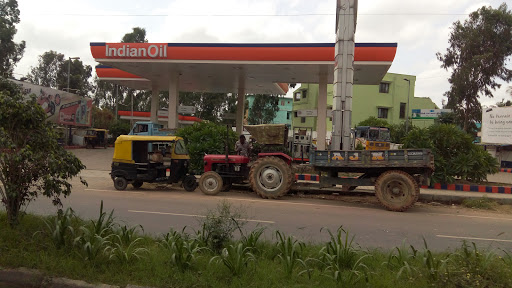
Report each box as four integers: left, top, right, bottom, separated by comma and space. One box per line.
113, 135, 187, 163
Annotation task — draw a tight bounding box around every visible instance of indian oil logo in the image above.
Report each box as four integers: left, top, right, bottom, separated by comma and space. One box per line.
105, 44, 167, 58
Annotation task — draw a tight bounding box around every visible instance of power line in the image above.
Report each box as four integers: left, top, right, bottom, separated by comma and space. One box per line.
28, 12, 471, 17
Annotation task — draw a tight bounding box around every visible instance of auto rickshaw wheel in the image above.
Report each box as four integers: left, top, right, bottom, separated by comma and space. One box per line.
132, 180, 143, 189
182, 175, 198, 192
86, 142, 92, 149
199, 171, 223, 195
114, 177, 128, 191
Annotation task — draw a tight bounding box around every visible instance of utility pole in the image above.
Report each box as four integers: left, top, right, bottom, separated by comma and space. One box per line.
404, 78, 411, 133
67, 57, 80, 145
332, 0, 357, 150
115, 84, 118, 120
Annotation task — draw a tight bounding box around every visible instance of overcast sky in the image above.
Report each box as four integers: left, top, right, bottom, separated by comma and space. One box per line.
12, 0, 512, 107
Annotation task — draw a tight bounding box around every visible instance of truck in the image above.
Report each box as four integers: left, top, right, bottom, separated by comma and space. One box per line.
129, 121, 174, 136
198, 124, 434, 212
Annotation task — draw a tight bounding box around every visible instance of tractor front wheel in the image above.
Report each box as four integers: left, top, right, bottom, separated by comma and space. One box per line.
249, 156, 292, 199
199, 171, 223, 196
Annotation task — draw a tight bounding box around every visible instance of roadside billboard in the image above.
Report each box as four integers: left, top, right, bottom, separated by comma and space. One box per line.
9, 79, 92, 127
482, 107, 512, 144
411, 109, 451, 119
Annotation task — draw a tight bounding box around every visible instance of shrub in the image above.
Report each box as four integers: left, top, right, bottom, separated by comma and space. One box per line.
176, 122, 237, 173
209, 242, 256, 276
402, 124, 498, 183
108, 120, 131, 142
196, 200, 246, 253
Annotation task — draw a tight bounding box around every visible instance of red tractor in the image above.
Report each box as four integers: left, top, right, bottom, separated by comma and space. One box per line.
198, 124, 294, 199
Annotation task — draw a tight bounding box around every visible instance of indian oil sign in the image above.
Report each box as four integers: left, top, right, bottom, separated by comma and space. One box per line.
105, 44, 167, 58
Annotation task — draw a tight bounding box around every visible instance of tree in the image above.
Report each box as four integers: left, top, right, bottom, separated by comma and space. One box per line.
402, 124, 498, 184
57, 58, 93, 97
0, 0, 25, 77
437, 3, 512, 132
26, 50, 65, 88
25, 51, 93, 97
176, 122, 237, 173
247, 94, 279, 125
0, 78, 86, 227
179, 92, 231, 123
92, 106, 115, 129
496, 98, 512, 107
121, 27, 148, 43
355, 116, 390, 128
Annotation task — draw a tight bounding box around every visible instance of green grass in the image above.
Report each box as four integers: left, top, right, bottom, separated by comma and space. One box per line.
462, 197, 499, 210
1, 211, 512, 288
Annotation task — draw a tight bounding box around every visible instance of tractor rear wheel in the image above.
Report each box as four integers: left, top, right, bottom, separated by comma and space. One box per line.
374, 170, 418, 212
249, 156, 292, 199
199, 171, 223, 195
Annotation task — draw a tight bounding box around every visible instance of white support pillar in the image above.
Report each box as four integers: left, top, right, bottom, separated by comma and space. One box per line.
317, 74, 328, 150
332, 0, 357, 150
168, 73, 179, 129
150, 83, 159, 123
236, 85, 245, 135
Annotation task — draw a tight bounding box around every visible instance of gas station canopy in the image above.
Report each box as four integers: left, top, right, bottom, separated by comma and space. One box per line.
91, 42, 397, 93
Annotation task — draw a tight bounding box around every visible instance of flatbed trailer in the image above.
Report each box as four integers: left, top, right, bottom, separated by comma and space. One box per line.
305, 149, 434, 211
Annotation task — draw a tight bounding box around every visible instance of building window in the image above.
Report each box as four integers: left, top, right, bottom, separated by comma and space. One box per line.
294, 92, 301, 101
294, 111, 298, 117
378, 108, 388, 119
301, 117, 306, 123
379, 82, 390, 93
286, 112, 290, 120
302, 90, 307, 99
400, 103, 407, 119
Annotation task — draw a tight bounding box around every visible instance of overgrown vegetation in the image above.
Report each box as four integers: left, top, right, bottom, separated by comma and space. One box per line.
402, 124, 499, 183
1, 201, 512, 288
462, 197, 499, 210
176, 122, 238, 173
0, 78, 86, 227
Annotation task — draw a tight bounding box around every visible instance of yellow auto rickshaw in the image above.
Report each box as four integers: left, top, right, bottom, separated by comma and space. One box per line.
84, 128, 108, 149
111, 135, 197, 191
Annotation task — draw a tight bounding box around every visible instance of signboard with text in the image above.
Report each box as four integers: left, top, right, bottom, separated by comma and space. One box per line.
411, 109, 451, 119
482, 107, 512, 144
297, 109, 318, 117
9, 79, 92, 127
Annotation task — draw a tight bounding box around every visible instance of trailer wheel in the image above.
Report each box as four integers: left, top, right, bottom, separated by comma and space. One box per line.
375, 170, 418, 212
114, 177, 128, 191
132, 180, 143, 189
182, 175, 198, 192
199, 171, 223, 195
250, 156, 292, 199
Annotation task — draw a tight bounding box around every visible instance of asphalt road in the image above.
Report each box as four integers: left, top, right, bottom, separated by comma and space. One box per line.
25, 148, 512, 252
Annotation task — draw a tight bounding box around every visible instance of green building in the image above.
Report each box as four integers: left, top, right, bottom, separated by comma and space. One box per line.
292, 73, 438, 135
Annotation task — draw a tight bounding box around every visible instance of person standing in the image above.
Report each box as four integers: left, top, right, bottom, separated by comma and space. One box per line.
235, 135, 251, 157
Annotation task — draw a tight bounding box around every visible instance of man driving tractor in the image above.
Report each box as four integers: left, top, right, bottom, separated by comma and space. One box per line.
235, 135, 252, 157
